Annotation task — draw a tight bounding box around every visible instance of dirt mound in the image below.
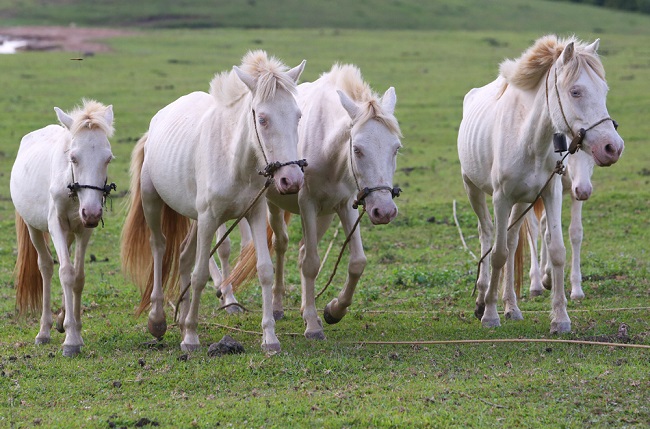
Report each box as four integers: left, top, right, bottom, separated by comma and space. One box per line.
0, 26, 136, 53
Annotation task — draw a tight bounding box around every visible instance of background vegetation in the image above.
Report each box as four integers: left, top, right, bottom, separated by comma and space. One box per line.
0, 1, 648, 427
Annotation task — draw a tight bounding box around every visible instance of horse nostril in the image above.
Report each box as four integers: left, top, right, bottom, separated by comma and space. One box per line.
604, 143, 616, 156
280, 177, 289, 188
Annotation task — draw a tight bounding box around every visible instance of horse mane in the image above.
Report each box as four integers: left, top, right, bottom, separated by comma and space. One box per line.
325, 64, 402, 138
67, 99, 114, 137
210, 50, 297, 106
499, 35, 605, 91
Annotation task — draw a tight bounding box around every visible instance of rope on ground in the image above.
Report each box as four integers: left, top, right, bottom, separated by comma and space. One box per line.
358, 338, 650, 349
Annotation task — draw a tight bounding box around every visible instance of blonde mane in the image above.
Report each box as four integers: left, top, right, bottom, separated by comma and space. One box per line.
68, 99, 114, 137
499, 35, 606, 91
325, 64, 402, 138
210, 50, 297, 106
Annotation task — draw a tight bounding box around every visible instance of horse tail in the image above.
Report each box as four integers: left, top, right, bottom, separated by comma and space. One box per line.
533, 198, 545, 220
228, 211, 292, 292
121, 133, 191, 316
14, 212, 42, 315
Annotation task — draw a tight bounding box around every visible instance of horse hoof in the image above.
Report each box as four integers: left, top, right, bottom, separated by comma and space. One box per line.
35, 336, 50, 345
529, 289, 544, 297
304, 329, 326, 340
225, 304, 243, 315
474, 304, 485, 320
323, 303, 344, 325
570, 292, 585, 301
505, 309, 524, 321
550, 321, 571, 334
148, 319, 167, 340
481, 317, 501, 328
62, 345, 82, 357
273, 310, 284, 321
180, 342, 201, 352
262, 342, 281, 353
56, 313, 65, 333
216, 289, 223, 299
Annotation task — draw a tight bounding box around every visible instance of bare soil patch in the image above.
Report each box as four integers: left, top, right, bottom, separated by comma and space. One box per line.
0, 26, 136, 53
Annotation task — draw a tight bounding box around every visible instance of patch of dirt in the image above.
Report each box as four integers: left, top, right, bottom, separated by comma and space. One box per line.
0, 26, 136, 53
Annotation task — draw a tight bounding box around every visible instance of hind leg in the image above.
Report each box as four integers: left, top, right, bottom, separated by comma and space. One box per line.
526, 211, 545, 297
502, 203, 526, 321
213, 224, 243, 314
140, 167, 168, 340
461, 177, 493, 322
26, 227, 54, 345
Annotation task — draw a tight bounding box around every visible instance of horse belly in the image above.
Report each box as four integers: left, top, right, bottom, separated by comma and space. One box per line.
143, 93, 212, 218
10, 128, 62, 230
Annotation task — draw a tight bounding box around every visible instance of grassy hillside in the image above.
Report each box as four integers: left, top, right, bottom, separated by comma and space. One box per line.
0, 0, 649, 35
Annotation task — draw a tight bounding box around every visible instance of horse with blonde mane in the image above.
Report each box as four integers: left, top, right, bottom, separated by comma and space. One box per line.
121, 51, 305, 352
223, 64, 402, 340
458, 35, 623, 333
10, 100, 116, 356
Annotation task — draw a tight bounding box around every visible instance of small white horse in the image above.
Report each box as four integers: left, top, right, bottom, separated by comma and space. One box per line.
10, 100, 116, 356
223, 64, 402, 340
458, 35, 623, 334
121, 51, 306, 352
526, 148, 595, 300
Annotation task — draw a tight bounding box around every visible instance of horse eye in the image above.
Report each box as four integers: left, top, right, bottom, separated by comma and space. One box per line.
570, 88, 581, 98
258, 116, 267, 126
353, 147, 362, 156
70, 156, 78, 164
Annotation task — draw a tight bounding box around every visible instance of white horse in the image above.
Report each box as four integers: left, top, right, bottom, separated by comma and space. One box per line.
10, 100, 116, 356
458, 35, 623, 334
526, 148, 596, 300
223, 64, 402, 340
121, 51, 306, 352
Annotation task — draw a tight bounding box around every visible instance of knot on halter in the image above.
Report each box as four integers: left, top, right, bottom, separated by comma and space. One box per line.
352, 186, 402, 209
258, 159, 308, 178
67, 181, 117, 202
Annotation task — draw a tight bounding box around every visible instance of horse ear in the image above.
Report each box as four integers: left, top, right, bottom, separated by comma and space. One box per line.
233, 66, 256, 92
586, 38, 600, 53
286, 60, 306, 84
337, 90, 360, 120
381, 87, 397, 116
104, 105, 114, 126
54, 107, 74, 130
559, 42, 575, 66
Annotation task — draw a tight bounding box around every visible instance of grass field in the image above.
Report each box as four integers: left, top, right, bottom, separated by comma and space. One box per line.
1, 1, 649, 428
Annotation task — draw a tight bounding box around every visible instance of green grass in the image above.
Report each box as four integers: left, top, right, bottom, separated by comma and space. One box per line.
1, 2, 650, 428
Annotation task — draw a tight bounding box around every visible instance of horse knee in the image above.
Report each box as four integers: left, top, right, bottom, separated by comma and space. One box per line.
301, 253, 319, 280
491, 250, 507, 270
348, 255, 367, 277
59, 265, 75, 286
256, 260, 274, 285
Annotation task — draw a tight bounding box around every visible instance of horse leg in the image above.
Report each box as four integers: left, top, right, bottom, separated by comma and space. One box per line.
70, 230, 92, 343
268, 203, 288, 321
526, 211, 545, 297
323, 208, 365, 325
502, 203, 526, 321
541, 185, 570, 334
213, 224, 242, 314
48, 225, 83, 356
181, 215, 219, 351
540, 210, 553, 291
568, 198, 585, 300
26, 226, 54, 344
298, 202, 326, 340
140, 169, 168, 340
178, 224, 197, 336
462, 178, 493, 321
247, 204, 280, 351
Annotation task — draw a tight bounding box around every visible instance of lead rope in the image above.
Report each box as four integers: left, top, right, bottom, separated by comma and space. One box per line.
173, 109, 307, 320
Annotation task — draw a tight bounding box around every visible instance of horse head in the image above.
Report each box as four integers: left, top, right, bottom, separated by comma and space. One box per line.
339, 87, 402, 225
566, 148, 595, 201
553, 39, 624, 168
234, 53, 306, 195
56, 101, 115, 228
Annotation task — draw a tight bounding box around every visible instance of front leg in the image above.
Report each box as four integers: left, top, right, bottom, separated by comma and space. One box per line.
502, 203, 527, 321
248, 204, 281, 352
541, 184, 570, 334
568, 197, 585, 300
181, 215, 219, 351
267, 202, 288, 321
323, 206, 366, 324
49, 222, 83, 357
